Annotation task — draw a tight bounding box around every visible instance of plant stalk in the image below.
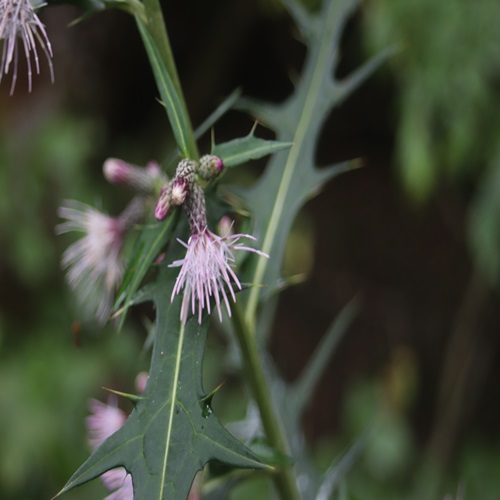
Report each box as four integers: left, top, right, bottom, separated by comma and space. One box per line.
233, 304, 302, 500
135, 4, 298, 497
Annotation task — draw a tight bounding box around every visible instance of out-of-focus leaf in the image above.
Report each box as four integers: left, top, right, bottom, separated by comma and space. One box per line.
468, 159, 500, 286
196, 89, 242, 141
57, 262, 267, 499
316, 432, 369, 500
364, 0, 500, 200
234, 0, 390, 326
292, 298, 359, 416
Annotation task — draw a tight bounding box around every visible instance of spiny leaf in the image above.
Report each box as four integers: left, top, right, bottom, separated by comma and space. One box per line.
233, 0, 391, 326
58, 263, 267, 499
212, 127, 293, 168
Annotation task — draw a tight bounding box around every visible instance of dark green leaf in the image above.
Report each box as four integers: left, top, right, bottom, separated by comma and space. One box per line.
114, 212, 178, 330
136, 19, 196, 159
58, 263, 268, 499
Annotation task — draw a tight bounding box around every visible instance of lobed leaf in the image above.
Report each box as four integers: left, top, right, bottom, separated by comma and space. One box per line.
58, 262, 267, 499
234, 0, 392, 327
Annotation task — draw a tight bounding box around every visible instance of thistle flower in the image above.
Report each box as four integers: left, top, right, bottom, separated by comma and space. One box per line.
154, 159, 196, 221
153, 156, 267, 324
170, 225, 268, 324
0, 0, 54, 94
56, 198, 144, 322
86, 398, 133, 500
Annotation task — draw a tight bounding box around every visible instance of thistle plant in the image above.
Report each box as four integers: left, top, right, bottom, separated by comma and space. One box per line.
11, 0, 392, 498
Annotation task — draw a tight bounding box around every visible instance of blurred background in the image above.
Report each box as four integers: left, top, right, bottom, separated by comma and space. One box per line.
1, 0, 499, 498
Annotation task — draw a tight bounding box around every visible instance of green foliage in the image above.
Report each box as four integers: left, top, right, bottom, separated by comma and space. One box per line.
136, 18, 197, 160
364, 0, 500, 200
58, 262, 267, 499
212, 128, 293, 169
364, 0, 500, 288
114, 212, 179, 330
235, 0, 392, 323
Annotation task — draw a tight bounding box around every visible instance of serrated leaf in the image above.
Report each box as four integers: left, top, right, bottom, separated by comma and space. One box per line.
58, 263, 267, 499
212, 130, 293, 168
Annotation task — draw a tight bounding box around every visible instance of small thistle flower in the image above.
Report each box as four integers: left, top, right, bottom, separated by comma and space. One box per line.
86, 398, 133, 500
154, 156, 268, 324
0, 0, 54, 94
56, 198, 144, 322
154, 159, 195, 221
169, 224, 268, 324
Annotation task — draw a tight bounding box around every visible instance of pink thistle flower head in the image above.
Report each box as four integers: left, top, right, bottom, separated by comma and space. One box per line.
169, 224, 268, 324
0, 0, 54, 94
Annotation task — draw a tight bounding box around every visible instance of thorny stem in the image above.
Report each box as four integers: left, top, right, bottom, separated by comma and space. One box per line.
233, 303, 302, 500
140, 0, 199, 159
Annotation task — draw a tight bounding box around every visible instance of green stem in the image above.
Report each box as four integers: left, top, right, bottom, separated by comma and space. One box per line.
233, 304, 302, 500
141, 0, 199, 159
135, 4, 298, 497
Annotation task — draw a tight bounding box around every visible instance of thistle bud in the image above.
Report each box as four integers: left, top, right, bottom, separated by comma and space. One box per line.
197, 155, 224, 181
154, 186, 172, 221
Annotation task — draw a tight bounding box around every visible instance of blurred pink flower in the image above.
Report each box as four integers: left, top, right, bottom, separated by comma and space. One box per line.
86, 374, 204, 499
57, 201, 125, 323
169, 224, 268, 324
103, 158, 165, 194
86, 398, 133, 500
57, 198, 145, 322
0, 0, 53, 94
